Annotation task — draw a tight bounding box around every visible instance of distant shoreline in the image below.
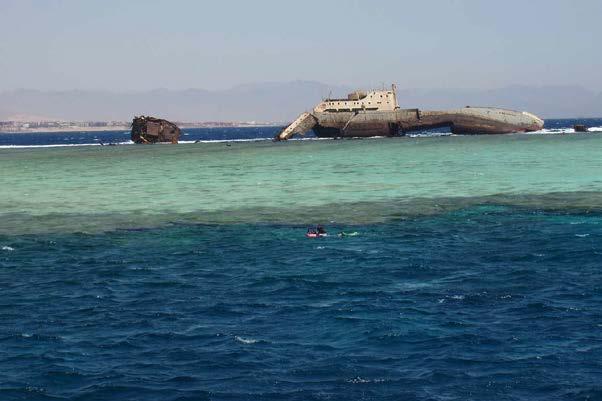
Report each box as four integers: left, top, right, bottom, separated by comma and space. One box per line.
0, 126, 130, 134
0, 123, 282, 134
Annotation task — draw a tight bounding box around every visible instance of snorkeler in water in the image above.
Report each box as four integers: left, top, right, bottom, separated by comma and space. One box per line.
306, 225, 327, 238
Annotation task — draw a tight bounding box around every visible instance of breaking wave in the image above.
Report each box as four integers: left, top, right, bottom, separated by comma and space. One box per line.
0, 137, 331, 149
530, 126, 602, 135
0, 141, 133, 149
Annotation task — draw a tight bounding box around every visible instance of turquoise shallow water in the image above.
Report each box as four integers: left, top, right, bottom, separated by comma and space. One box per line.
1, 133, 602, 234
2, 131, 602, 400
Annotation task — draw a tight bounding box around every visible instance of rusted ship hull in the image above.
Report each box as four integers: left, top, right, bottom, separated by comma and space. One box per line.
277, 107, 544, 140
131, 116, 181, 144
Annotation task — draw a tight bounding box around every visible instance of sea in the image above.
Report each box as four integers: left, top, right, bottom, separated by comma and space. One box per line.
1, 119, 602, 400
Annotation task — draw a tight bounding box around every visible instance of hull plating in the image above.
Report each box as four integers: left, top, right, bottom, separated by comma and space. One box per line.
300, 108, 544, 139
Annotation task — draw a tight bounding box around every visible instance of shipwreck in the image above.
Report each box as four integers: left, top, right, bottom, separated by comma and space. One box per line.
275, 85, 544, 140
131, 116, 180, 144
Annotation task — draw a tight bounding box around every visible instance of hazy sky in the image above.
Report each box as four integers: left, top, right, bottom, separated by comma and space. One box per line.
1, 0, 601, 91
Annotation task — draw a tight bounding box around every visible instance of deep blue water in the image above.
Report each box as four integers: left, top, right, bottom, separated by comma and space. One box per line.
0, 127, 284, 147
2, 122, 602, 400
1, 208, 602, 400
1, 118, 601, 147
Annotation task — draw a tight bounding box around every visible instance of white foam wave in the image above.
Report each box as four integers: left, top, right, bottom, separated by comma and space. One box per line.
1, 246, 15, 251
234, 336, 258, 344
182, 136, 333, 144
294, 136, 333, 141
408, 132, 452, 138
0, 137, 295, 148
530, 126, 602, 135
530, 128, 574, 135
179, 137, 272, 144
0, 141, 133, 149
0, 143, 100, 149
347, 376, 386, 384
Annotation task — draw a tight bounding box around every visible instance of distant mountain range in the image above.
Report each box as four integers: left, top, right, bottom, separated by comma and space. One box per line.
1, 81, 601, 122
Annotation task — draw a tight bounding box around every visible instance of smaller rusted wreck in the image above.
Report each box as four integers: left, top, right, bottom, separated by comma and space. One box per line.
131, 116, 180, 144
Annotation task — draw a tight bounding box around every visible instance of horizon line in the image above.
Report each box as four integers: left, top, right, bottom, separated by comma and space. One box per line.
0, 82, 598, 94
